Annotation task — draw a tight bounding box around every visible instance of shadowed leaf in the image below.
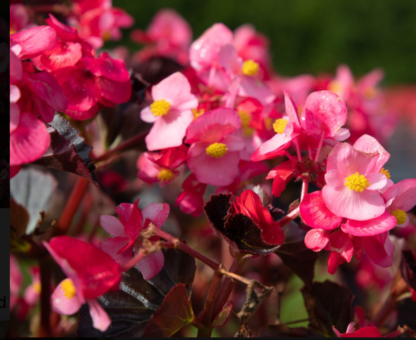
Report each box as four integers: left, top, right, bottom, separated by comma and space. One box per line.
77, 248, 196, 338
262, 324, 323, 337
301, 280, 353, 337
400, 250, 416, 291
275, 223, 318, 287
33, 115, 97, 185
142, 283, 193, 337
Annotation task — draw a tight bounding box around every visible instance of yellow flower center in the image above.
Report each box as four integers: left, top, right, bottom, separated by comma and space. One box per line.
391, 209, 407, 225
328, 81, 343, 95
33, 281, 41, 294
344, 172, 370, 192
380, 168, 391, 179
151, 99, 171, 117
157, 168, 175, 182
61, 278, 77, 299
102, 31, 111, 41
238, 111, 254, 137
192, 108, 205, 120
241, 60, 259, 77
364, 87, 378, 99
10, 28, 16, 35
273, 119, 288, 134
264, 117, 273, 131
206, 143, 228, 158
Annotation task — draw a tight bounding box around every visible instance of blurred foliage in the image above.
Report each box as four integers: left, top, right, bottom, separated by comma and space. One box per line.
110, 0, 416, 85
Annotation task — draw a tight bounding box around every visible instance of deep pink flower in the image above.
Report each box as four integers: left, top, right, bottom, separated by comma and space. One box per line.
141, 72, 198, 150
10, 4, 33, 33
251, 92, 301, 161
43, 236, 122, 331
322, 142, 388, 221
54, 52, 131, 120
333, 324, 382, 338
382, 179, 416, 228
10, 25, 57, 60
175, 173, 207, 217
186, 107, 245, 186
233, 189, 285, 246
100, 199, 169, 280
137, 145, 188, 185
189, 23, 234, 90
131, 9, 191, 65
24, 266, 41, 306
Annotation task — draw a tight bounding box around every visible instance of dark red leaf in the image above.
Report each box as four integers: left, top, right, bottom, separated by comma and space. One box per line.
211, 301, 233, 329
33, 115, 97, 185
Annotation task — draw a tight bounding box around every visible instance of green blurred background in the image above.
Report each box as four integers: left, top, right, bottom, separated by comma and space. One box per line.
111, 0, 416, 85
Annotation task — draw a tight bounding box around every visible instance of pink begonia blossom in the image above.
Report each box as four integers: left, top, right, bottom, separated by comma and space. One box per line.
54, 52, 131, 120
300, 90, 349, 140
233, 24, 272, 79
382, 179, 416, 228
141, 72, 198, 151
131, 9, 191, 65
43, 236, 122, 331
10, 4, 34, 33
217, 44, 275, 106
100, 199, 169, 280
322, 142, 388, 221
10, 255, 22, 310
251, 92, 301, 161
186, 107, 244, 186
72, 0, 134, 49
175, 173, 207, 217
24, 267, 41, 306
137, 145, 188, 185
32, 14, 94, 73
10, 26, 57, 60
189, 23, 234, 91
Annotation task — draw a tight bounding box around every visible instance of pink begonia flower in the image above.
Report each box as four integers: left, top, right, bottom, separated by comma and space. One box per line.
322, 142, 388, 221
333, 324, 382, 338
54, 52, 131, 120
215, 160, 269, 194
43, 236, 122, 331
266, 160, 296, 198
233, 24, 272, 79
189, 23, 234, 91
32, 14, 95, 73
100, 199, 169, 280
186, 107, 245, 186
356, 255, 392, 290
327, 64, 354, 103
10, 4, 34, 33
217, 44, 275, 107
24, 267, 41, 306
141, 72, 198, 151
382, 179, 416, 228
73, 1, 134, 49
137, 145, 188, 185
10, 111, 50, 166
10, 25, 57, 60
251, 92, 301, 161
131, 9, 191, 65
10, 255, 22, 310
300, 90, 349, 140
175, 173, 207, 217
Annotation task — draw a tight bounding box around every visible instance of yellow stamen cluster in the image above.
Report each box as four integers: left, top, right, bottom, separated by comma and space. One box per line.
273, 119, 288, 134
380, 168, 391, 179
102, 31, 112, 42
238, 111, 254, 137
241, 60, 259, 77
61, 278, 77, 299
33, 282, 42, 294
391, 209, 407, 225
206, 142, 228, 158
328, 81, 343, 95
264, 117, 273, 131
344, 172, 370, 192
192, 108, 205, 120
364, 87, 378, 99
157, 169, 175, 182
151, 99, 171, 117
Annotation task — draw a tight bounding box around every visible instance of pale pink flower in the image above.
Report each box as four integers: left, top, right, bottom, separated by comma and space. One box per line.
322, 142, 388, 221
185, 107, 244, 186
141, 72, 198, 151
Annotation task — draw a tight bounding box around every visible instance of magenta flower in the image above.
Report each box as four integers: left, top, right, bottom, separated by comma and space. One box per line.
100, 199, 169, 280
251, 92, 301, 161
175, 173, 207, 217
43, 236, 122, 331
322, 142, 388, 221
185, 107, 245, 186
141, 72, 198, 151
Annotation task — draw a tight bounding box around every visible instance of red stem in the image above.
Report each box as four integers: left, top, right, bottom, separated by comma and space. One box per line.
278, 206, 300, 227
93, 131, 148, 163
300, 178, 309, 202
293, 138, 302, 162
58, 177, 89, 234
122, 249, 146, 271
314, 132, 325, 163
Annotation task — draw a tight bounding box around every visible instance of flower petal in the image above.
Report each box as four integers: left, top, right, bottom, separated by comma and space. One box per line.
341, 211, 397, 236
361, 232, 394, 268
51, 279, 82, 315
87, 299, 111, 332
135, 250, 164, 280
